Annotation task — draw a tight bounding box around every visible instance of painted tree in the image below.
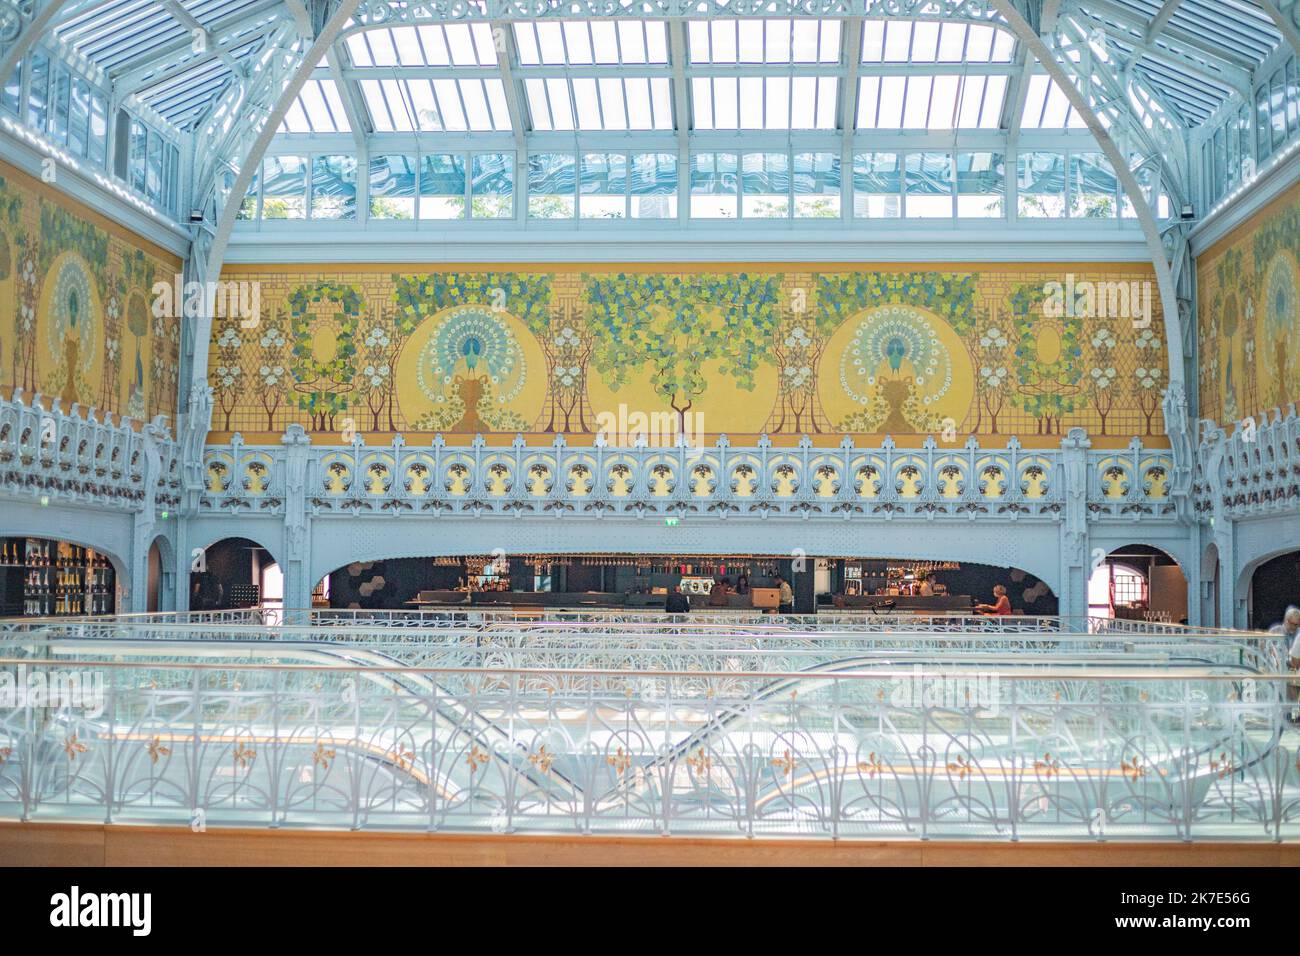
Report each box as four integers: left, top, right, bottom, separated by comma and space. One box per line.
1009, 283, 1085, 435
254, 311, 289, 430
288, 281, 363, 432
584, 273, 782, 433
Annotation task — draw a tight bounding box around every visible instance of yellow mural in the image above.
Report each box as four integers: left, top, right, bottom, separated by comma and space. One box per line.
1198, 178, 1300, 428
0, 160, 182, 424
209, 263, 1168, 448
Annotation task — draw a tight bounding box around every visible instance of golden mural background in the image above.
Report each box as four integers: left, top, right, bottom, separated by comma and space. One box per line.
209, 263, 1169, 448
0, 160, 182, 425
1197, 178, 1300, 428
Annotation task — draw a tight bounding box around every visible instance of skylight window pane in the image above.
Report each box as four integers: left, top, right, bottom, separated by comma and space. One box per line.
525, 77, 552, 129
1017, 151, 1065, 217
738, 19, 763, 62
713, 21, 737, 63
383, 79, 414, 130
547, 77, 574, 130
884, 21, 911, 61
742, 152, 789, 218
394, 27, 425, 65
471, 23, 496, 65
311, 155, 356, 220
370, 30, 398, 66
911, 21, 939, 62
1041, 82, 1070, 127
794, 152, 840, 218
903, 76, 931, 128
360, 80, 393, 129
590, 21, 618, 63
980, 75, 1007, 128
767, 76, 790, 129
1020, 74, 1049, 128
956, 75, 985, 129
691, 151, 738, 218
929, 75, 959, 129
564, 21, 593, 64
411, 79, 444, 130
282, 98, 309, 132
815, 78, 837, 129
572, 78, 601, 129
792, 19, 819, 62
580, 152, 626, 219
792, 76, 816, 128
857, 76, 880, 128
650, 77, 672, 128
441, 24, 475, 65
460, 79, 492, 131
1069, 152, 1117, 217
321, 80, 351, 130
937, 23, 966, 62
853, 151, 900, 217
905, 152, 952, 218
262, 155, 307, 220
369, 154, 416, 219
630, 152, 676, 218
878, 76, 904, 127
625, 77, 652, 128
818, 20, 841, 62
965, 25, 994, 61
767, 19, 792, 62
514, 23, 540, 65
991, 29, 1015, 62
537, 22, 565, 64
956, 151, 1003, 217
420, 153, 466, 219
528, 152, 575, 218
618, 21, 647, 63
861, 22, 884, 61
688, 20, 709, 63
599, 77, 628, 130
646, 23, 667, 62
692, 77, 713, 128
716, 76, 739, 128
485, 79, 511, 130
739, 77, 763, 128
418, 25, 451, 65
347, 34, 373, 66
471, 153, 513, 218
303, 80, 346, 132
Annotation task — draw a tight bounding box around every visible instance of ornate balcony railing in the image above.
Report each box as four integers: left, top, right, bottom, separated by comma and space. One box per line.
0, 391, 181, 514
199, 430, 1177, 522
1, 628, 1294, 841
1195, 404, 1300, 521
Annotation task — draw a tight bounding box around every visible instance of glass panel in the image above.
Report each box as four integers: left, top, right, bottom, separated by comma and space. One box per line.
129, 120, 147, 193
793, 152, 840, 218
1257, 84, 1271, 159
471, 153, 513, 219
690, 151, 738, 219
51, 66, 70, 144
88, 92, 107, 167
146, 131, 164, 203
742, 152, 789, 218
528, 152, 575, 218
68, 77, 89, 157
1271, 70, 1286, 150
27, 52, 48, 131
629, 152, 676, 219
419, 153, 466, 219
262, 155, 308, 220
853, 151, 900, 218
311, 155, 357, 220
1017, 151, 1065, 218
955, 151, 1003, 217
236, 163, 260, 221
904, 151, 951, 218
579, 152, 626, 219
369, 154, 417, 219
1069, 152, 1117, 218
1, 60, 19, 115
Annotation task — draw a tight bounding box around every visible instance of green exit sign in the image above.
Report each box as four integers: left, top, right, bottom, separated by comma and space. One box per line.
665, 517, 679, 527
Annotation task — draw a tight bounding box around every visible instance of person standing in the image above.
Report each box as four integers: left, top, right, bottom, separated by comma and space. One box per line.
974, 584, 1011, 615
776, 574, 794, 615
665, 583, 691, 615
1270, 606, 1300, 713
708, 578, 731, 607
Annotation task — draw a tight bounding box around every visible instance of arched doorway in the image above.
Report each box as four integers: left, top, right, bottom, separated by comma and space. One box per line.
1249, 550, 1300, 630
1201, 542, 1221, 627
190, 537, 281, 611
1088, 544, 1187, 623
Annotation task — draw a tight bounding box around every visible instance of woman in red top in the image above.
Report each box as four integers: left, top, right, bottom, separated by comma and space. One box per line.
975, 584, 1012, 615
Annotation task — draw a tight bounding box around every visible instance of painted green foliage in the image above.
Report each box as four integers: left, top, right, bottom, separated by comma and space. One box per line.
1252, 202, 1300, 271
816, 272, 979, 334
1009, 282, 1084, 430
39, 197, 108, 283
391, 272, 552, 334
583, 272, 782, 420
288, 281, 363, 424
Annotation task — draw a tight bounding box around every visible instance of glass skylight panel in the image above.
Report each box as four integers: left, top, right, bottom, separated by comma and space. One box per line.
904, 152, 952, 218
742, 152, 790, 218
346, 24, 496, 67
262, 155, 307, 220
853, 152, 901, 218
688, 18, 840, 63
1020, 75, 1086, 129
1069, 152, 1118, 217
280, 79, 351, 134
369, 154, 416, 219
420, 154, 467, 219
862, 20, 1013, 62
692, 76, 835, 129
311, 155, 357, 220
691, 152, 738, 218
630, 153, 677, 219
858, 75, 1004, 129
514, 20, 667, 65
793, 152, 841, 218
580, 152, 627, 219
955, 151, 1004, 218
527, 76, 670, 131
471, 153, 513, 219
1017, 151, 1066, 217
528, 152, 576, 218
359, 78, 510, 132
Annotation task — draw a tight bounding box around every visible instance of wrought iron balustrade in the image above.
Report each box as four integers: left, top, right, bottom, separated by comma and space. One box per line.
1196, 404, 1300, 520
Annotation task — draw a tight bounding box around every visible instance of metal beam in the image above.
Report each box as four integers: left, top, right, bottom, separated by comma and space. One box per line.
1257, 0, 1300, 58
160, 0, 246, 80
108, 0, 283, 85
490, 19, 527, 154
0, 0, 78, 101
1143, 0, 1184, 43
667, 20, 689, 158
1004, 0, 1059, 145
1073, 0, 1257, 71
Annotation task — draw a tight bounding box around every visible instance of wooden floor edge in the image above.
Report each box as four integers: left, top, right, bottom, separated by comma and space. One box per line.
3, 821, 1300, 866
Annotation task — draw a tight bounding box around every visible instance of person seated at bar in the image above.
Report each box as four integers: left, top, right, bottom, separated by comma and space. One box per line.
665, 583, 691, 614
916, 569, 934, 597
709, 577, 731, 607
734, 574, 750, 595
974, 583, 1011, 615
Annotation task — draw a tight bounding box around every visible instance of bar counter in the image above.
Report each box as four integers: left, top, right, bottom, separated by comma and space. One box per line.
403, 591, 974, 613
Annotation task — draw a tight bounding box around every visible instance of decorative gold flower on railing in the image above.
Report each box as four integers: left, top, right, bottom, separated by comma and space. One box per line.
1138, 691, 1149, 702
313, 743, 336, 770
771, 749, 795, 777
607, 746, 632, 776
232, 740, 256, 769
466, 745, 490, 774
687, 748, 712, 776
528, 746, 554, 774
0, 746, 11, 766
947, 755, 973, 779
147, 736, 171, 764
64, 734, 87, 760
857, 752, 883, 778
1033, 753, 1060, 777
1120, 757, 1145, 782
389, 746, 415, 771
1209, 752, 1235, 779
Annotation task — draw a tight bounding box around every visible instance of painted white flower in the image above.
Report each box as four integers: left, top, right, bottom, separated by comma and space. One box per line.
1090, 366, 1116, 388
555, 327, 581, 349
259, 328, 286, 348
215, 365, 241, 388
106, 338, 120, 362
363, 364, 391, 388
1135, 328, 1161, 351
364, 327, 390, 349
784, 326, 812, 350
980, 365, 1008, 387
259, 364, 285, 387
979, 328, 1008, 349
1135, 366, 1162, 389
105, 297, 120, 324
557, 365, 581, 388
1090, 328, 1117, 349
217, 328, 242, 349
19, 303, 34, 331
